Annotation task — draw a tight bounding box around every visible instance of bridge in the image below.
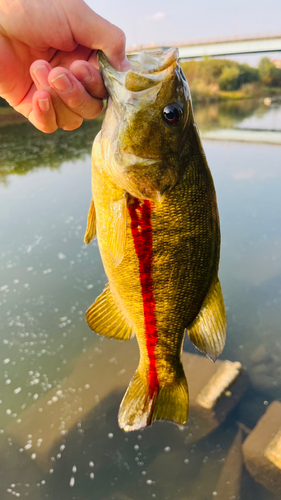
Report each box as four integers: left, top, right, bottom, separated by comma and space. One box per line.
128, 34, 281, 60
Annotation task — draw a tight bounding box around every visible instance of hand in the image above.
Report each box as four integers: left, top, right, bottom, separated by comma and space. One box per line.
0, 0, 129, 132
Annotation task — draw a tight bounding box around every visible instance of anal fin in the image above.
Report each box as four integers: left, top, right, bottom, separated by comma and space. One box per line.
86, 284, 135, 341
84, 198, 96, 244
186, 276, 227, 362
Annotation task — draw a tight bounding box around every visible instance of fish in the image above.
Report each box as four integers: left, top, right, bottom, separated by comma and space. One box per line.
84, 47, 227, 432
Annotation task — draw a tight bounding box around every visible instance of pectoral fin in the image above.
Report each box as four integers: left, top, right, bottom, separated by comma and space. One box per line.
108, 194, 127, 266
86, 284, 135, 341
84, 198, 96, 244
186, 276, 227, 362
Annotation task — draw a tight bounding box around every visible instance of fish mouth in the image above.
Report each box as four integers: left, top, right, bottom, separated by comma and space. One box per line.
98, 48, 179, 95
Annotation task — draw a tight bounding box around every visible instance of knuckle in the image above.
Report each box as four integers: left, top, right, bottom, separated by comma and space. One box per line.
112, 28, 126, 53
41, 124, 58, 134
92, 100, 104, 117
75, 100, 88, 116
86, 102, 104, 119
67, 94, 102, 119
30, 118, 58, 134
62, 119, 83, 131
65, 94, 88, 115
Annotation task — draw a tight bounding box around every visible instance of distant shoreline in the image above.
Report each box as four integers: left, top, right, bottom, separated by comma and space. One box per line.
189, 85, 281, 104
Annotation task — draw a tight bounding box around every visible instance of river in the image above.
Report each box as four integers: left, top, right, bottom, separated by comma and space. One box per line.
0, 98, 280, 499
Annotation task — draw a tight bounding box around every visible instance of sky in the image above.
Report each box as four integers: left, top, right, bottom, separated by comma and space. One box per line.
86, 0, 281, 50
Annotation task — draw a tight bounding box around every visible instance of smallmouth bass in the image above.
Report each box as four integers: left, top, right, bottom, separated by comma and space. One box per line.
84, 48, 227, 431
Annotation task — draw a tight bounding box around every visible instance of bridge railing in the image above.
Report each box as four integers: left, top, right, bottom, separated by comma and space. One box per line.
127, 32, 281, 53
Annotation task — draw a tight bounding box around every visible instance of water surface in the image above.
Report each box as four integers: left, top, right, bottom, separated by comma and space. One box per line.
0, 102, 280, 499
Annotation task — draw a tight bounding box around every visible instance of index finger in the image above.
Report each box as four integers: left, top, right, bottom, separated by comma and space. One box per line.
66, 0, 130, 71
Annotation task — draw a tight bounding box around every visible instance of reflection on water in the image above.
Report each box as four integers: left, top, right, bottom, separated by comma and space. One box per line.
193, 97, 281, 132
0, 118, 101, 182
236, 100, 281, 131
0, 103, 280, 499
193, 98, 262, 131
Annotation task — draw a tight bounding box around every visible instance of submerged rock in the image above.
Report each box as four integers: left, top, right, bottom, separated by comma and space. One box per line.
243, 401, 281, 497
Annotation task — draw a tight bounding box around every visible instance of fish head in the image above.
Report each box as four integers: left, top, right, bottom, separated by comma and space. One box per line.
98, 48, 194, 202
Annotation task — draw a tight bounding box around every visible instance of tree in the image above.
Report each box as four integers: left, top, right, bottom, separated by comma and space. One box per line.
219, 66, 241, 91
258, 57, 281, 87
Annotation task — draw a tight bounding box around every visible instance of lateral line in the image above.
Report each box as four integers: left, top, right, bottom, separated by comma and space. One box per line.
128, 198, 159, 395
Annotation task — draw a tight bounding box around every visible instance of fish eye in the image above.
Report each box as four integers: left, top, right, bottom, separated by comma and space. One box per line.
162, 104, 182, 126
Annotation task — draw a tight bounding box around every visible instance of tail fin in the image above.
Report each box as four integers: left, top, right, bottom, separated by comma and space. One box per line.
118, 366, 189, 432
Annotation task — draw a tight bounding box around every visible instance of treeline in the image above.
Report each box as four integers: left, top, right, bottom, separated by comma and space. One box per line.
180, 57, 281, 102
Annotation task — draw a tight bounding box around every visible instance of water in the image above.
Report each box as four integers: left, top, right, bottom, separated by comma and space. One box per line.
0, 100, 280, 499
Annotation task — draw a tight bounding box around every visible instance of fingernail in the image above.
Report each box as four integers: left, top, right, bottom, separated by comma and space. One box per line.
38, 98, 50, 112
72, 65, 92, 83
32, 65, 50, 88
119, 56, 131, 72
50, 74, 73, 93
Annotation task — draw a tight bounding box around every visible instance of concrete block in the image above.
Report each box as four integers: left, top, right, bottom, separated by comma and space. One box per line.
242, 401, 281, 497
183, 354, 249, 443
